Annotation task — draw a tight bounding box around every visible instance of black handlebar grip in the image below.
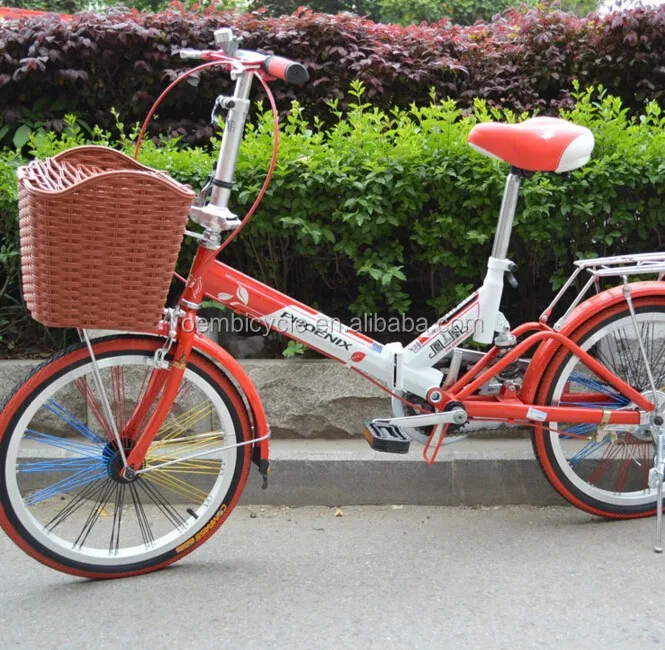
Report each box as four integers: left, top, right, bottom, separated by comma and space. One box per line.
262, 56, 309, 85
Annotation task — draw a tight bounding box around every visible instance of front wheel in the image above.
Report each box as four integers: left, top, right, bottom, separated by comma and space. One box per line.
0, 335, 252, 578
532, 297, 665, 518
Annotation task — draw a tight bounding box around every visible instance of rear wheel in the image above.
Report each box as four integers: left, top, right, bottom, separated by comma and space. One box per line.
532, 298, 665, 518
0, 335, 252, 578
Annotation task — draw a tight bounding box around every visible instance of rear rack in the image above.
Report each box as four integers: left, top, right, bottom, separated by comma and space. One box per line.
573, 252, 665, 277
540, 252, 665, 330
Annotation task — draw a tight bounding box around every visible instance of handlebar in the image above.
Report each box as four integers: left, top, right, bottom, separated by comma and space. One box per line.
262, 55, 309, 85
178, 48, 309, 85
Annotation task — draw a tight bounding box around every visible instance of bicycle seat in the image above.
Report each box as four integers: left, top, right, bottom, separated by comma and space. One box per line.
467, 117, 594, 173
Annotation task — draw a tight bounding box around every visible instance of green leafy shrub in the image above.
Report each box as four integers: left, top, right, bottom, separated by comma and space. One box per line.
376, 0, 448, 25
438, 0, 539, 25
6, 1, 213, 11
7, 0, 88, 11
373, 0, 541, 26
1, 85, 665, 355
248, 0, 579, 24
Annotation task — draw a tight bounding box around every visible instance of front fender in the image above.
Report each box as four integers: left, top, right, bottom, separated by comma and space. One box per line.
521, 280, 665, 404
192, 333, 270, 465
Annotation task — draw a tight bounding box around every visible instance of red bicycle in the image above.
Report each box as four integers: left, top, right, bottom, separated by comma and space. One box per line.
1, 29, 665, 578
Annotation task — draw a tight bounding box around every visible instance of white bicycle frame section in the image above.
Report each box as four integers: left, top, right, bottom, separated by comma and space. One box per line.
252, 173, 520, 402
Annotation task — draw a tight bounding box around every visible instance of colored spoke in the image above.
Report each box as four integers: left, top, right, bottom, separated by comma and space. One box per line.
18, 457, 102, 473
560, 422, 598, 440
136, 480, 187, 530
616, 444, 631, 493
148, 432, 225, 465
110, 484, 125, 555
569, 439, 608, 467
145, 460, 223, 475
133, 368, 168, 434
134, 366, 154, 408
128, 482, 155, 548
9, 353, 237, 563
144, 470, 209, 504
174, 381, 193, 407
554, 316, 665, 498
73, 378, 113, 441
563, 401, 624, 408
23, 430, 102, 458
111, 366, 127, 433
24, 463, 108, 505
566, 373, 629, 406
44, 399, 107, 445
150, 432, 224, 446
588, 438, 622, 486
45, 477, 108, 532
156, 400, 216, 442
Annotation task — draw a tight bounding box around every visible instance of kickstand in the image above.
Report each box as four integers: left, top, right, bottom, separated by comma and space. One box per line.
653, 430, 665, 553
622, 277, 665, 553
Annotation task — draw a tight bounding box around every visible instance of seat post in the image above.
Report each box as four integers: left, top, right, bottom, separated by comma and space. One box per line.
491, 169, 521, 260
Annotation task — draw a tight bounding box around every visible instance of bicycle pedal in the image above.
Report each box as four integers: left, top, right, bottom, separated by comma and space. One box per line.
363, 420, 411, 454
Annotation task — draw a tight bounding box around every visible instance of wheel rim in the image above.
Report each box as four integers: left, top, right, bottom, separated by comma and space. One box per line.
548, 311, 665, 507
4, 352, 238, 566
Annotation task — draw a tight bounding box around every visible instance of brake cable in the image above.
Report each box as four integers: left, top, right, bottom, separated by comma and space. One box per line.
133, 56, 280, 258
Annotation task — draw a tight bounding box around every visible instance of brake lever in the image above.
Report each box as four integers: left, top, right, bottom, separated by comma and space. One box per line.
179, 48, 204, 61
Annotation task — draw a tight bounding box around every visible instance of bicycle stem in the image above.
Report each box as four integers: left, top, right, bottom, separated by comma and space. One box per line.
188, 68, 255, 234
210, 70, 254, 210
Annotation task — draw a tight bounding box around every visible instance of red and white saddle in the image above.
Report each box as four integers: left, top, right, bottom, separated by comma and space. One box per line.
467, 117, 594, 173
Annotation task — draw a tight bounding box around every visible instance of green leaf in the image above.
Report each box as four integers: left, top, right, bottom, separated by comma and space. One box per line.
13, 125, 32, 150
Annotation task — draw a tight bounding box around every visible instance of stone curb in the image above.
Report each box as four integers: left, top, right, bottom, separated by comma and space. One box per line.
0, 357, 528, 439
15, 438, 564, 507
238, 439, 564, 506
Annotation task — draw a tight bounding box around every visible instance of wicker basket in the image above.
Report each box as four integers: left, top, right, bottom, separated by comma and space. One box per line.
18, 145, 195, 330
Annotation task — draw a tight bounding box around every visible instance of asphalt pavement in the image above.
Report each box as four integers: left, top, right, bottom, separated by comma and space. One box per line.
1, 505, 664, 649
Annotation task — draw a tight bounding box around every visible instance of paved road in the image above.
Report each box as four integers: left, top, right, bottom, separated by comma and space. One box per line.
1, 505, 664, 649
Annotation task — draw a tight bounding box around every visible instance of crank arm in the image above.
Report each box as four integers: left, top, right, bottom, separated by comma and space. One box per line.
378, 409, 467, 428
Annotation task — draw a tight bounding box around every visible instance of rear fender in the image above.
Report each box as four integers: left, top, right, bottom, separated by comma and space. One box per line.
521, 280, 665, 404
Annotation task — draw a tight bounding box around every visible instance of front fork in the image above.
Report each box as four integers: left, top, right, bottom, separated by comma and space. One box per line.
121, 245, 217, 478
121, 311, 197, 479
